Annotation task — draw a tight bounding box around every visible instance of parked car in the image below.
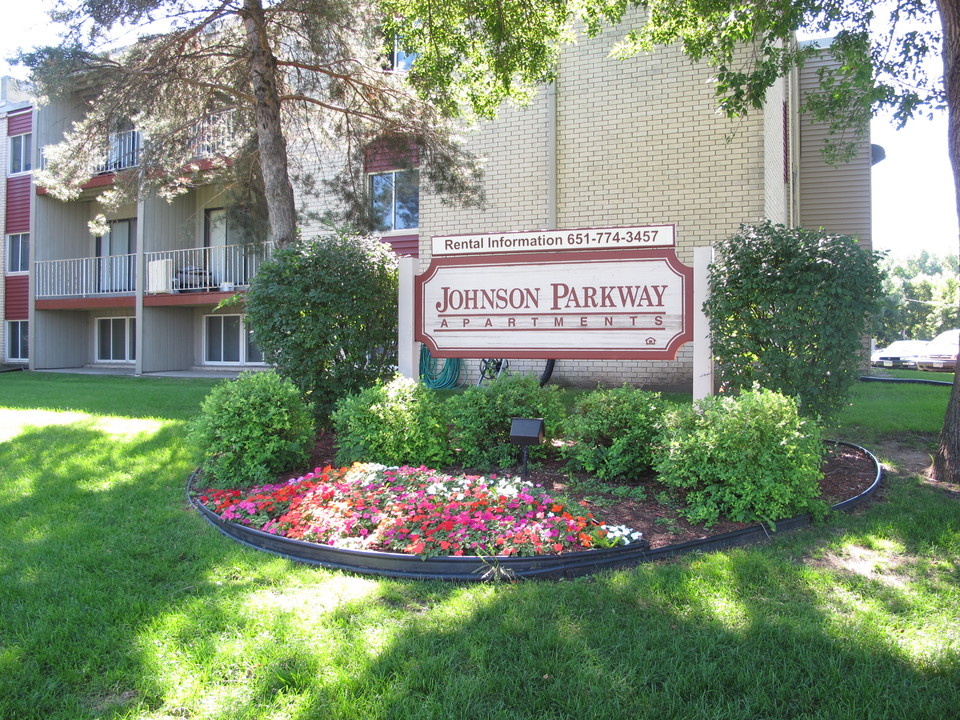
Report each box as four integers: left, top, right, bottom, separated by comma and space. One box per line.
872, 339, 930, 369
916, 329, 960, 372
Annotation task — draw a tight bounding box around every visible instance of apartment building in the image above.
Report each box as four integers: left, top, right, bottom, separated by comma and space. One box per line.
24, 30, 873, 386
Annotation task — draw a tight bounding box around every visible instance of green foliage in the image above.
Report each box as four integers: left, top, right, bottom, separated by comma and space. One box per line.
654, 387, 826, 527
705, 221, 885, 419
561, 385, 666, 480
332, 375, 453, 468
245, 233, 398, 421
187, 370, 315, 489
448, 372, 566, 470
874, 251, 960, 345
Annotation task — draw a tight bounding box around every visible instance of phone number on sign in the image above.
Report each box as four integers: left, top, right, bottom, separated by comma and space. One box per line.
565, 229, 663, 245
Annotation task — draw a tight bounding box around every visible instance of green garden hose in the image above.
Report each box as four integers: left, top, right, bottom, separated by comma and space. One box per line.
419, 344, 463, 389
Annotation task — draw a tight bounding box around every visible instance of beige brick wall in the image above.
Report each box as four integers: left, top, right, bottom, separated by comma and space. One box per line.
420, 20, 774, 390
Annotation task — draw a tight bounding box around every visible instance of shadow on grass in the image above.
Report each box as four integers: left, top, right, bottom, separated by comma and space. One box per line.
2, 418, 959, 719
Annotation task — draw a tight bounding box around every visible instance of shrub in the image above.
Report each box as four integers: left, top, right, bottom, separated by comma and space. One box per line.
447, 372, 565, 470
561, 385, 666, 480
654, 387, 825, 527
245, 232, 399, 421
188, 370, 315, 488
706, 221, 884, 419
332, 375, 453, 468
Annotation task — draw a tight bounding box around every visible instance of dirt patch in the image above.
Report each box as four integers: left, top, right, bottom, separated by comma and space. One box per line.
303, 433, 879, 551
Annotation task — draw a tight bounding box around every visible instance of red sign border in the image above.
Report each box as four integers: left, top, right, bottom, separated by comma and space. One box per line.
414, 248, 694, 360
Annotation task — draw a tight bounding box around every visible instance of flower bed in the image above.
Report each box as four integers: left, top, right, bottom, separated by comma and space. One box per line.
194, 463, 645, 558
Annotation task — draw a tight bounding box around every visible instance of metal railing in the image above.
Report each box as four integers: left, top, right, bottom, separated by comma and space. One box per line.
96, 130, 142, 173
193, 110, 236, 158
35, 254, 137, 298
144, 242, 274, 293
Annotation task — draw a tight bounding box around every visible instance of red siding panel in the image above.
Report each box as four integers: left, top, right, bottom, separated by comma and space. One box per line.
6, 174, 31, 233
4, 274, 28, 320
7, 110, 32, 137
381, 234, 419, 258
364, 140, 420, 173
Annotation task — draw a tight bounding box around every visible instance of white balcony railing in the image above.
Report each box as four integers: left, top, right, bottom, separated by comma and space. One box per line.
96, 129, 141, 173
34, 242, 272, 299
144, 242, 274, 293
193, 110, 236, 159
35, 254, 136, 298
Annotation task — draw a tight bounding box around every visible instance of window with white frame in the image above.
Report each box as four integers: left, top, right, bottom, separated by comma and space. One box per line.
7, 320, 27, 362
369, 169, 419, 232
204, 315, 264, 365
387, 36, 416, 72
97, 317, 136, 362
9, 133, 31, 174
7, 233, 28, 273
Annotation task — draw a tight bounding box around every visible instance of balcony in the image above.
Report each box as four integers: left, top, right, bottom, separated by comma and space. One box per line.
35, 254, 136, 298
96, 129, 141, 174
34, 241, 273, 300
144, 242, 274, 294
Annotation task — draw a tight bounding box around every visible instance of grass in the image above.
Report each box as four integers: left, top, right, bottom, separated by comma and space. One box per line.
2, 371, 959, 719
834, 375, 952, 445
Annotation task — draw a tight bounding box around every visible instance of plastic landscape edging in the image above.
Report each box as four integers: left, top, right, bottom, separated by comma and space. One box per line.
860, 375, 954, 387
186, 440, 882, 581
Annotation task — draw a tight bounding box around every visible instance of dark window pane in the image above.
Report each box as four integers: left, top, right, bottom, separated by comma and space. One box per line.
223, 316, 241, 362
22, 134, 31, 172
111, 319, 126, 359
370, 173, 395, 232
394, 170, 419, 230
206, 317, 223, 362
247, 326, 263, 363
98, 319, 111, 360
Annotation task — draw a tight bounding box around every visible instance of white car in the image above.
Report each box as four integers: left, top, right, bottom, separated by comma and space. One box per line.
916, 329, 960, 372
872, 339, 930, 369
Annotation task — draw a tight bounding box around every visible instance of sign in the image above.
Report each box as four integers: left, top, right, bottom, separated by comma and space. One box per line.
415, 248, 693, 359
432, 224, 675, 256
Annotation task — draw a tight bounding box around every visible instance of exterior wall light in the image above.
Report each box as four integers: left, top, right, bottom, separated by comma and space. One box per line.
509, 417, 545, 480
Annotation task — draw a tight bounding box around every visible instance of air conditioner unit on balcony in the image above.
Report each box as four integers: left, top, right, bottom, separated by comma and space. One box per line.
147, 259, 174, 293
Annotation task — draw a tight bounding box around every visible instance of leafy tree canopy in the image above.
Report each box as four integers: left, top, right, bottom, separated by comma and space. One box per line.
875, 252, 960, 344
23, 0, 583, 242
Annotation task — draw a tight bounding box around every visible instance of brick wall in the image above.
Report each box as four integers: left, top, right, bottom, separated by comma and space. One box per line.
419, 16, 773, 390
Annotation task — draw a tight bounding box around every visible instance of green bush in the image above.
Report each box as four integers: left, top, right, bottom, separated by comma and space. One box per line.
332, 375, 453, 468
706, 221, 884, 419
448, 372, 565, 470
245, 233, 399, 421
188, 370, 315, 488
654, 387, 825, 527
561, 385, 666, 480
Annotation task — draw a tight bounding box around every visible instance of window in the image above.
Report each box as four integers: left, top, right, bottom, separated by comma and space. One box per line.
388, 37, 416, 72
7, 233, 28, 273
97, 317, 136, 362
96, 219, 137, 293
7, 321, 27, 362
204, 315, 264, 365
9, 133, 31, 174
369, 169, 419, 232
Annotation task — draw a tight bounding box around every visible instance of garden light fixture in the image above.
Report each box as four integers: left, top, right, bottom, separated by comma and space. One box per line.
509, 417, 545, 480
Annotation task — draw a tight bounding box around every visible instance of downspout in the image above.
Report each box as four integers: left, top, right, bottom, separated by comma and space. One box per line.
546, 80, 558, 228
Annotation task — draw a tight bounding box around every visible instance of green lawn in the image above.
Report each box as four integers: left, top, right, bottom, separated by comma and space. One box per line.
1, 371, 958, 719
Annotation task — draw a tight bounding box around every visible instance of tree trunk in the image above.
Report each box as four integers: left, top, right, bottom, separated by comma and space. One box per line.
935, 0, 960, 484
241, 0, 297, 248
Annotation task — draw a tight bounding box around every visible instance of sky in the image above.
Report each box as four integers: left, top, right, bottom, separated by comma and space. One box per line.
1, 3, 957, 260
